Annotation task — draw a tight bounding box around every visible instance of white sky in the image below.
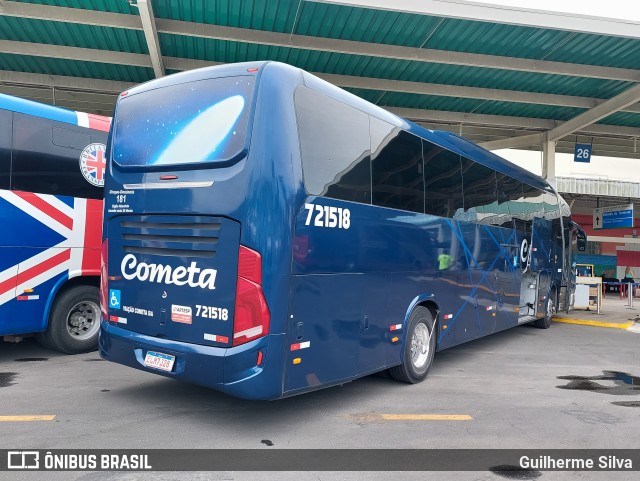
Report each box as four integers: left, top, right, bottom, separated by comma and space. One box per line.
474, 0, 640, 22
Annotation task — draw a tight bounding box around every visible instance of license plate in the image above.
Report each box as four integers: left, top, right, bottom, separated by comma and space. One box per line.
143, 351, 175, 372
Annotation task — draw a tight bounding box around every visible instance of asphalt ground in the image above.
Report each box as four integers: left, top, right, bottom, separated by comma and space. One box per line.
0, 321, 638, 481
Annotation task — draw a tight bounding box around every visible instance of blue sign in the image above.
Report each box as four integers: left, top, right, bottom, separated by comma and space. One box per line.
594, 204, 634, 230
574, 143, 592, 163
109, 289, 121, 309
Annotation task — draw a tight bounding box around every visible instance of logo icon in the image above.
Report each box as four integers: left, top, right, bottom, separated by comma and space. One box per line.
8, 451, 39, 469
79, 143, 107, 187
162, 291, 167, 299
520, 238, 531, 271
109, 289, 121, 309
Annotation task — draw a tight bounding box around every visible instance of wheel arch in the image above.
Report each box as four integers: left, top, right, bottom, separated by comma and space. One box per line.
40, 273, 100, 332
402, 294, 441, 352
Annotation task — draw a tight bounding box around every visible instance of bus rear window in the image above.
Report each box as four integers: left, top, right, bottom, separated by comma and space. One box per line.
113, 76, 254, 168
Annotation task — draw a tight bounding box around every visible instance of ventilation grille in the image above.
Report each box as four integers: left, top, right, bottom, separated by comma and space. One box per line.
120, 218, 221, 258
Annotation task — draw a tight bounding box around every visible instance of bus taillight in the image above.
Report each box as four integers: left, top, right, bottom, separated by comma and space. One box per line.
233, 246, 270, 346
100, 238, 108, 320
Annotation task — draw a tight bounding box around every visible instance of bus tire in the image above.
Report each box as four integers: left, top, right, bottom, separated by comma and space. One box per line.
38, 285, 101, 354
534, 287, 556, 329
389, 306, 436, 384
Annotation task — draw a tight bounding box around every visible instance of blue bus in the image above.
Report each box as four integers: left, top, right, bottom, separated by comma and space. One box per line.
0, 93, 110, 353
100, 62, 585, 399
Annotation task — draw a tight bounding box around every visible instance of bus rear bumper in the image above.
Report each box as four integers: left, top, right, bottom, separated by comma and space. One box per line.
99, 321, 285, 400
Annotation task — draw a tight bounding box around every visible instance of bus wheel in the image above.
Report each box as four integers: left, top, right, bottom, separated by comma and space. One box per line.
534, 287, 556, 329
38, 285, 100, 354
389, 306, 436, 384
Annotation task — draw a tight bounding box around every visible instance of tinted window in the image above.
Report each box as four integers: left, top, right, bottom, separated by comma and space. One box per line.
371, 120, 423, 213
0, 109, 11, 189
460, 157, 497, 223
52, 126, 90, 149
496, 172, 522, 205
296, 87, 371, 203
521, 183, 545, 219
543, 191, 560, 220
114, 76, 255, 168
423, 140, 463, 218
495, 172, 521, 227
11, 113, 106, 199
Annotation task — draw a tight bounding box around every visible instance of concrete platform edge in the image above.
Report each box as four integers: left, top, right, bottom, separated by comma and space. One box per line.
552, 317, 635, 329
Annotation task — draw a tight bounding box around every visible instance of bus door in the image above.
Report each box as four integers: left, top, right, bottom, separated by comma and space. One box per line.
285, 274, 361, 393
494, 232, 520, 329
514, 218, 538, 322
531, 216, 552, 314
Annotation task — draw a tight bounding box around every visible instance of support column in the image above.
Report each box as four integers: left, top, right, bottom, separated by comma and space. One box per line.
542, 132, 556, 184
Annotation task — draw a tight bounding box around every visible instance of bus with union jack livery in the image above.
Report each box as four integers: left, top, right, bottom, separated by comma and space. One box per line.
0, 93, 110, 353
100, 62, 584, 399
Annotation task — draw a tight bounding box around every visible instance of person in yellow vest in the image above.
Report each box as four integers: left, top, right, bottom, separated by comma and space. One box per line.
437, 250, 452, 276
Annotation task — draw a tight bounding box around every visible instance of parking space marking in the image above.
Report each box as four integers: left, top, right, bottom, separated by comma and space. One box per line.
0, 415, 56, 422
381, 414, 473, 421
347, 413, 474, 422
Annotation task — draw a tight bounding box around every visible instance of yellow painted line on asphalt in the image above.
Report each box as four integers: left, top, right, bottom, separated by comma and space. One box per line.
381, 414, 473, 421
552, 317, 635, 329
0, 415, 56, 422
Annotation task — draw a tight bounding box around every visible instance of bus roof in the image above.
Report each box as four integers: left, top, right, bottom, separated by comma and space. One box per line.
119, 61, 553, 192
0, 92, 111, 132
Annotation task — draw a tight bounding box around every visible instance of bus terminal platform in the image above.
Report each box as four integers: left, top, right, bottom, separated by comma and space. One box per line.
554, 295, 640, 331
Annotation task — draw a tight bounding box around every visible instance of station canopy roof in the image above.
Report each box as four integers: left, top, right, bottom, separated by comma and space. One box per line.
0, 0, 639, 159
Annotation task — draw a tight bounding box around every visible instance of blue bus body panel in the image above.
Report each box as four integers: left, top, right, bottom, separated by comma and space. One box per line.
0, 192, 75, 336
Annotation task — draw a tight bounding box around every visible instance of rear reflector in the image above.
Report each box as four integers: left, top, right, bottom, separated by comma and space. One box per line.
233, 246, 270, 346
100, 239, 108, 320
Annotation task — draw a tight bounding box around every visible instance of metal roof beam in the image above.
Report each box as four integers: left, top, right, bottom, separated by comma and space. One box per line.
0, 0, 141, 28
0, 70, 133, 93
1, 1, 639, 82
388, 107, 640, 138
0, 40, 152, 68
3, 36, 637, 114
158, 18, 640, 82
548, 82, 640, 141
310, 0, 640, 39
479, 133, 543, 150
135, 0, 164, 77
318, 73, 640, 114
2, 37, 637, 116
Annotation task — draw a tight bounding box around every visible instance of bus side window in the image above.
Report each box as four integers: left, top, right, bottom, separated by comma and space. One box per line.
0, 109, 11, 189
423, 142, 463, 218
370, 122, 424, 213
460, 157, 497, 222
295, 86, 371, 204
11, 113, 105, 199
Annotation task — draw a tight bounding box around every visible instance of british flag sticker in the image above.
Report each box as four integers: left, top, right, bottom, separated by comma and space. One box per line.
79, 143, 107, 187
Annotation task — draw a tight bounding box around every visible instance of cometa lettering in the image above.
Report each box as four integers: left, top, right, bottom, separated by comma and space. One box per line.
121, 254, 217, 289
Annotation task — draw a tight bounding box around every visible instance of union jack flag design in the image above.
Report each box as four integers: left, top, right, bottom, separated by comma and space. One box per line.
0, 191, 101, 308
79, 143, 107, 187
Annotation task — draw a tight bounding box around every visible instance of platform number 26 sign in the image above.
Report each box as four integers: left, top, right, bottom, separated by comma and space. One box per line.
574, 143, 592, 163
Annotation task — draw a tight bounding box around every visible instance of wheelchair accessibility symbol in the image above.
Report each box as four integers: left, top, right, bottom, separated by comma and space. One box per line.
109, 289, 121, 309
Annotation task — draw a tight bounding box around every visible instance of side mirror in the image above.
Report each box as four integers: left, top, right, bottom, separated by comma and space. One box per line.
577, 235, 587, 252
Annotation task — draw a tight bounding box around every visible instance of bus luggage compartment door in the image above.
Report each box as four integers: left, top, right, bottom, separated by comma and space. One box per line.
284, 274, 361, 393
